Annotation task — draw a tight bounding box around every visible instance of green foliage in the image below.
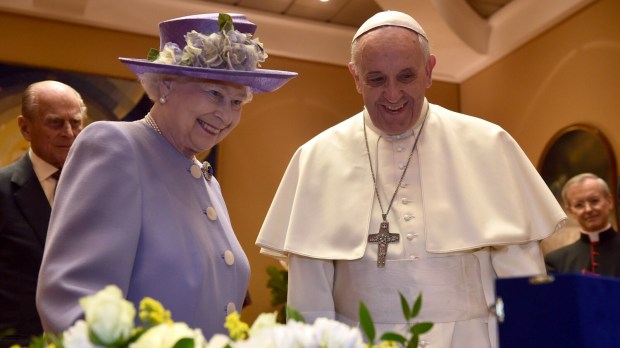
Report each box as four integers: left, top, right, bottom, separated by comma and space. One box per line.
147, 48, 160, 62
172, 338, 195, 348
358, 302, 376, 343
218, 13, 234, 33
285, 306, 306, 323
359, 292, 434, 348
21, 333, 65, 348
266, 265, 288, 323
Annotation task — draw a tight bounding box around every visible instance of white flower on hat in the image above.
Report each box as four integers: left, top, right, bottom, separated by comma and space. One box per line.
149, 13, 267, 72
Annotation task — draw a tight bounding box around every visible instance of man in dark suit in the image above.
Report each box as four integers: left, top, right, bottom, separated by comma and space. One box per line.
0, 80, 86, 347
545, 173, 620, 277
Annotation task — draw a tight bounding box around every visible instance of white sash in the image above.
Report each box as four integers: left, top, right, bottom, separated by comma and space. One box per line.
333, 253, 488, 324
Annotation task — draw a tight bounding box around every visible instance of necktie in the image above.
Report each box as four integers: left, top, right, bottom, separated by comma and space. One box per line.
51, 169, 62, 202
51, 169, 61, 181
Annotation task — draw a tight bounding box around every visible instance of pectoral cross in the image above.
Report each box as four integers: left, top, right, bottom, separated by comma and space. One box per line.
368, 221, 399, 268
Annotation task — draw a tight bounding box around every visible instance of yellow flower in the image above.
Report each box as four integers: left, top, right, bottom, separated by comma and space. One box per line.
373, 341, 399, 348
223, 311, 249, 341
139, 297, 172, 327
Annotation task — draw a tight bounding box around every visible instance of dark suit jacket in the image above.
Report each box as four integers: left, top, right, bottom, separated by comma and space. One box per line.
545, 227, 620, 277
0, 153, 50, 347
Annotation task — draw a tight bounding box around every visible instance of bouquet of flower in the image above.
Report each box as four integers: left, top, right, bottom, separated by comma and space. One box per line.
11, 285, 432, 348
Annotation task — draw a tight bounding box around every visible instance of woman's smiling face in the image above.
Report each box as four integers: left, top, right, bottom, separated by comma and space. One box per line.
161, 79, 250, 157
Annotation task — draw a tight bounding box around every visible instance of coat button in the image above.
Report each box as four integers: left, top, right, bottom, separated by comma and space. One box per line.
404, 214, 414, 221
206, 207, 217, 220
227, 302, 236, 314
190, 164, 202, 178
224, 250, 235, 265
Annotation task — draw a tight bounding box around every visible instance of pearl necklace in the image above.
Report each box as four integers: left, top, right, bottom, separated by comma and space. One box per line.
144, 113, 162, 135
142, 113, 214, 181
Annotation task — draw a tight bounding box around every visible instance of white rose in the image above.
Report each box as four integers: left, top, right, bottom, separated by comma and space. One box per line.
312, 318, 365, 348
234, 327, 276, 348
248, 312, 278, 337
235, 323, 316, 348
63, 320, 102, 348
79, 285, 135, 345
272, 321, 318, 348
129, 322, 207, 348
206, 334, 233, 348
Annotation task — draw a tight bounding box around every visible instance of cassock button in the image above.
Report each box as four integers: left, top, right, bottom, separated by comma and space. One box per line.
409, 255, 419, 260
404, 214, 414, 221
401, 198, 410, 204
206, 207, 217, 220
396, 145, 404, 152
398, 163, 406, 169
400, 182, 408, 188
406, 233, 418, 240
224, 250, 235, 265
226, 302, 236, 315
420, 340, 429, 347
190, 164, 202, 179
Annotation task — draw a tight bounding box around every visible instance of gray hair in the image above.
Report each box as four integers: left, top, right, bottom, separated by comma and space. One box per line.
139, 73, 253, 104
350, 28, 431, 70
22, 80, 87, 120
561, 173, 611, 207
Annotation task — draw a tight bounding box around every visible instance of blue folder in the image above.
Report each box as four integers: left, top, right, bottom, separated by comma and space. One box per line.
495, 273, 620, 347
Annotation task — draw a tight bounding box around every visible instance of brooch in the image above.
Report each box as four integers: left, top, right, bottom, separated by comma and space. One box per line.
201, 161, 214, 181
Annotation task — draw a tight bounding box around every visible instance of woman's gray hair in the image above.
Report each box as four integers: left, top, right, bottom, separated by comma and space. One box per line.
139, 73, 253, 103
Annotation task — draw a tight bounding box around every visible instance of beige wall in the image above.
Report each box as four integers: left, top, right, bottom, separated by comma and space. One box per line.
1, 0, 616, 324
461, 0, 620, 168
461, 0, 620, 254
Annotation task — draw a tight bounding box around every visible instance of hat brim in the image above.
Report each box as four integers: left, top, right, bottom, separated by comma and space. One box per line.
119, 58, 297, 93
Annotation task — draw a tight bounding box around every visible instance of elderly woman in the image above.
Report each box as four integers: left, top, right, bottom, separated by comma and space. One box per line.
36, 13, 296, 338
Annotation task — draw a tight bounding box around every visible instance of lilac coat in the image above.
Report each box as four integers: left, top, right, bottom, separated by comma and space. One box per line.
36, 120, 250, 339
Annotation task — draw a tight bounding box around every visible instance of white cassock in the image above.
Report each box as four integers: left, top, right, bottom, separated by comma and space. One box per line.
256, 99, 567, 348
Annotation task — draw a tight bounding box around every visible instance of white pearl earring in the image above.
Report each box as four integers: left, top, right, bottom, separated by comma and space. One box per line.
159, 96, 167, 104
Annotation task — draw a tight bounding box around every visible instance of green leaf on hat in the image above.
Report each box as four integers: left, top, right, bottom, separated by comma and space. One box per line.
218, 13, 234, 33
147, 48, 160, 62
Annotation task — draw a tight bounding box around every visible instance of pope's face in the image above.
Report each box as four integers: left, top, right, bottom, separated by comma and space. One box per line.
349, 27, 435, 135
565, 178, 614, 232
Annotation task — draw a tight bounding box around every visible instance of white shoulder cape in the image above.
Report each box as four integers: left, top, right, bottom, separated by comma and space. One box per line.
256, 103, 567, 260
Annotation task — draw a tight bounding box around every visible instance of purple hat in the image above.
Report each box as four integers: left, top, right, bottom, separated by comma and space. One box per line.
119, 13, 297, 93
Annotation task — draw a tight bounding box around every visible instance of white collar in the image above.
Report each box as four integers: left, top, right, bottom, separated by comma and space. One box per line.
29, 149, 59, 182
581, 223, 613, 242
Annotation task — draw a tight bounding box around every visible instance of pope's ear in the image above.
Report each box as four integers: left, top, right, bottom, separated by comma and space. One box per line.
348, 62, 363, 94
425, 54, 436, 88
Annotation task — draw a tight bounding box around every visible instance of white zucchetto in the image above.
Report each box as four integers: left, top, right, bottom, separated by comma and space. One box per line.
353, 10, 428, 42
